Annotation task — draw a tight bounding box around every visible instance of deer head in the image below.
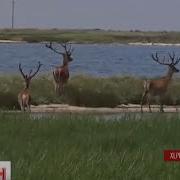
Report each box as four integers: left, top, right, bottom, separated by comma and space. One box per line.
151, 52, 180, 73
19, 61, 42, 88
45, 42, 74, 65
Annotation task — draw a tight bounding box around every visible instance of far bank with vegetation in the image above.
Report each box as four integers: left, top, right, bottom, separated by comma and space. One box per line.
1, 29, 180, 43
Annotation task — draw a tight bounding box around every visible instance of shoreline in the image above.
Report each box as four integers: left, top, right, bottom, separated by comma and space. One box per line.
29, 104, 180, 113
0, 40, 25, 43
1, 40, 180, 46
128, 42, 180, 46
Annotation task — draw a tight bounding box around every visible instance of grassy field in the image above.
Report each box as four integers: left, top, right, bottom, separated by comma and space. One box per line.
0, 75, 180, 109
0, 113, 180, 179
1, 29, 180, 43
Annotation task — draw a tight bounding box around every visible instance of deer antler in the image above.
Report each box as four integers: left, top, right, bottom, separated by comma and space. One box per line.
151, 52, 169, 65
19, 63, 26, 79
68, 43, 74, 54
29, 61, 43, 79
45, 42, 64, 55
152, 52, 180, 66
168, 51, 180, 65
60, 42, 74, 55
29, 69, 33, 76
46, 42, 74, 56
174, 57, 180, 65
168, 51, 175, 63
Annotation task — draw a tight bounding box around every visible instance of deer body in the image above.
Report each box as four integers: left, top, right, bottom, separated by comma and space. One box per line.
18, 88, 31, 111
18, 62, 42, 112
46, 42, 74, 95
53, 65, 70, 94
53, 59, 70, 84
144, 69, 173, 95
141, 52, 180, 113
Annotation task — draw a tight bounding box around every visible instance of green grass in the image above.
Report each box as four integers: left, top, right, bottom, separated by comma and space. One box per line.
1, 29, 180, 43
1, 75, 180, 109
0, 113, 180, 179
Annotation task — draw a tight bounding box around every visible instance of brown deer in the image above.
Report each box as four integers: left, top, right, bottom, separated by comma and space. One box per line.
45, 42, 74, 95
18, 61, 42, 112
141, 52, 180, 113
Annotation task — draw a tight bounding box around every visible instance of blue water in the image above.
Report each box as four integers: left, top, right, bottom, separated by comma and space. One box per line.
0, 43, 180, 78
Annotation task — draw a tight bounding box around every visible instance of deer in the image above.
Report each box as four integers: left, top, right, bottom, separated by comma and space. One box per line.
18, 61, 42, 112
45, 42, 74, 95
140, 52, 180, 113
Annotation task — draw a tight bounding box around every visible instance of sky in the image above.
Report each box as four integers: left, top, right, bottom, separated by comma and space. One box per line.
0, 0, 180, 31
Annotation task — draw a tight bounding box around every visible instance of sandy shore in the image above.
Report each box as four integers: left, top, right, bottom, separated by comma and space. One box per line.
0, 40, 180, 46
29, 104, 180, 113
128, 42, 180, 46
0, 40, 24, 43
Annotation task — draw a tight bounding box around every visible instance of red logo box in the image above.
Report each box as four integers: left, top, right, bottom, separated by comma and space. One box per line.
0, 162, 11, 180
164, 150, 180, 161
0, 168, 6, 180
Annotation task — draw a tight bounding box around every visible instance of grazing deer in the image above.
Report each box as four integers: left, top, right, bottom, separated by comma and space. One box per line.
45, 42, 74, 95
141, 52, 180, 113
18, 61, 42, 112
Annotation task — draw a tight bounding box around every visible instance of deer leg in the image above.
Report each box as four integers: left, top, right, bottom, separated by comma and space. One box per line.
20, 102, 25, 112
160, 104, 164, 112
55, 83, 61, 95
55, 83, 58, 94
141, 91, 147, 113
18, 96, 23, 111
159, 96, 164, 113
27, 104, 31, 112
22, 104, 25, 112
61, 84, 64, 94
56, 83, 60, 95
26, 100, 30, 112
19, 102, 23, 111
59, 87, 63, 96
57, 83, 63, 96
146, 93, 152, 113
21, 105, 24, 111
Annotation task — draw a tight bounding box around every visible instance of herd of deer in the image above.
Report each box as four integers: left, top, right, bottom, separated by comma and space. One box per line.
17, 42, 180, 113
18, 42, 74, 112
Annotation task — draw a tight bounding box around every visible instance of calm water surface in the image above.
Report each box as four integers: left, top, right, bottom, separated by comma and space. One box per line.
0, 43, 180, 78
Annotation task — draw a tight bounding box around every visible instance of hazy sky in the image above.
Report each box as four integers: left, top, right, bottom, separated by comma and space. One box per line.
0, 0, 180, 30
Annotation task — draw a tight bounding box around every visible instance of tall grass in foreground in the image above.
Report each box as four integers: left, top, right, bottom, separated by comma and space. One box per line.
0, 75, 180, 109
0, 113, 180, 179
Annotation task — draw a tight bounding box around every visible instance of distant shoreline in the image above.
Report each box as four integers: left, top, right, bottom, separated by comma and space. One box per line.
1, 40, 180, 46
1, 29, 180, 44
0, 40, 24, 43
128, 42, 180, 46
